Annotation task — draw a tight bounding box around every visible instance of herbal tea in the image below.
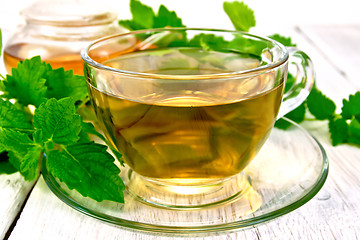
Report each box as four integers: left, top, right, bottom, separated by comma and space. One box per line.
4, 43, 84, 74
88, 48, 284, 179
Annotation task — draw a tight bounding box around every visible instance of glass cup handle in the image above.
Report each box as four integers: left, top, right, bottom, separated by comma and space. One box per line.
277, 47, 315, 119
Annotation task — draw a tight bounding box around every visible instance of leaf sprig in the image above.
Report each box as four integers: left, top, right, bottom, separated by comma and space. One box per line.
0, 56, 125, 203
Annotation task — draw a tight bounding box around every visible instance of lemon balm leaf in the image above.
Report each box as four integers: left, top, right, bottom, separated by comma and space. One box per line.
81, 121, 124, 166
47, 142, 125, 203
341, 92, 360, 119
45, 68, 88, 102
19, 145, 42, 180
154, 5, 185, 28
329, 117, 349, 146
0, 128, 42, 180
223, 1, 256, 32
130, 0, 155, 29
0, 129, 34, 159
3, 56, 49, 107
0, 151, 17, 175
119, 0, 155, 30
0, 99, 33, 130
307, 87, 336, 120
33, 98, 81, 145
0, 149, 18, 175
348, 118, 360, 145
81, 121, 107, 142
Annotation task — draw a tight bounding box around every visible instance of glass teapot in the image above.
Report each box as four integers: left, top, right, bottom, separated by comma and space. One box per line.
3, 0, 122, 75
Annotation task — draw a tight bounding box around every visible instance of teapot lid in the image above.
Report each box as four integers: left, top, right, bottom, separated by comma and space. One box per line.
21, 0, 118, 26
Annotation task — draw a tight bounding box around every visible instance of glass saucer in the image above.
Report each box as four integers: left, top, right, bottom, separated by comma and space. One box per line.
42, 118, 328, 234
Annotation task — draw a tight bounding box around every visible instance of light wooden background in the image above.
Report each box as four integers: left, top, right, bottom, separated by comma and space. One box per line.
1, 0, 360, 239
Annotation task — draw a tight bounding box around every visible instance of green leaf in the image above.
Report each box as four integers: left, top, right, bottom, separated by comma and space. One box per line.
0, 99, 33, 130
341, 92, 360, 119
275, 102, 306, 129
77, 106, 98, 122
307, 87, 336, 120
47, 142, 125, 203
329, 117, 349, 146
154, 5, 185, 28
0, 128, 42, 180
3, 56, 49, 107
119, 0, 156, 30
228, 36, 267, 57
268, 34, 297, 47
81, 121, 124, 166
119, 0, 185, 31
77, 129, 91, 143
0, 151, 18, 175
45, 68, 88, 102
118, 20, 144, 31
348, 118, 360, 145
223, 1, 256, 32
20, 145, 42, 180
33, 98, 81, 145
189, 34, 229, 52
81, 121, 106, 142
130, 0, 155, 29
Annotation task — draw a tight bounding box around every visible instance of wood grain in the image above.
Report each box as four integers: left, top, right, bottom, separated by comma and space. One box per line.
0, 174, 35, 239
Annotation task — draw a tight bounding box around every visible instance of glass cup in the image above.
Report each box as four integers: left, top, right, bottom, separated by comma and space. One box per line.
81, 28, 314, 209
